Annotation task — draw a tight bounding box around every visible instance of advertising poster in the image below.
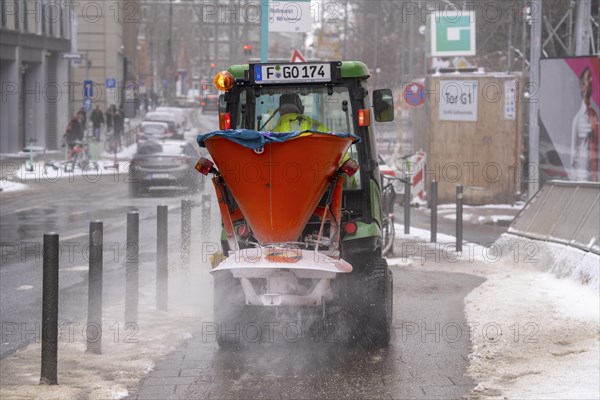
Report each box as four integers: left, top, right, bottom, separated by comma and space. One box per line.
540, 57, 599, 182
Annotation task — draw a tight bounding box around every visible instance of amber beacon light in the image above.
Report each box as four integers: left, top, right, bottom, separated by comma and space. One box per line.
214, 71, 235, 91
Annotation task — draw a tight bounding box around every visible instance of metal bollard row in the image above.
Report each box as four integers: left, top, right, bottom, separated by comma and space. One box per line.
40, 198, 203, 383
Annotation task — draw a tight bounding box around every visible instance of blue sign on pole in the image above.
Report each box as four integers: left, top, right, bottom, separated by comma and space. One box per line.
83, 98, 92, 112
83, 80, 93, 99
105, 78, 116, 89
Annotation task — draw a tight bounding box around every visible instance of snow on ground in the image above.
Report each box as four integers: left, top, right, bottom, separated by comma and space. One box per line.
390, 229, 600, 399
438, 203, 525, 210
442, 213, 515, 225
0, 180, 28, 193
100, 141, 138, 160
8, 159, 133, 183
0, 265, 213, 400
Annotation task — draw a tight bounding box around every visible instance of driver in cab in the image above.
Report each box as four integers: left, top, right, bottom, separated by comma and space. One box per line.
273, 94, 328, 133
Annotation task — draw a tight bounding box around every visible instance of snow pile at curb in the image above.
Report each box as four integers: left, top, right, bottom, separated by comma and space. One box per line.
495, 233, 600, 292
464, 264, 599, 399
0, 180, 28, 193
392, 229, 599, 399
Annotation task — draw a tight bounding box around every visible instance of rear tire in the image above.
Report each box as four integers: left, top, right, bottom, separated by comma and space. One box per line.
213, 271, 246, 349
357, 258, 393, 348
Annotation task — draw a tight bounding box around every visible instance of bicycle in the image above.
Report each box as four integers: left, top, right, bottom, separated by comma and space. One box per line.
381, 174, 407, 256
64, 139, 90, 172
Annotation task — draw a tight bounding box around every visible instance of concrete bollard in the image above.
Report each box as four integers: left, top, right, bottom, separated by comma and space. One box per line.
125, 212, 139, 324
40, 233, 59, 385
404, 178, 411, 235
430, 180, 438, 243
86, 221, 103, 354
157, 205, 168, 311
456, 185, 463, 252
181, 199, 192, 265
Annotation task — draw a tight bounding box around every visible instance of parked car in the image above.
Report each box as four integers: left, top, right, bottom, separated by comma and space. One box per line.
137, 121, 172, 143
155, 107, 189, 130
129, 140, 203, 196
144, 111, 182, 139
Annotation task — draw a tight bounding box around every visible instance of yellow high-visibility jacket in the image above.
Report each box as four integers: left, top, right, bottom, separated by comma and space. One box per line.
273, 113, 329, 133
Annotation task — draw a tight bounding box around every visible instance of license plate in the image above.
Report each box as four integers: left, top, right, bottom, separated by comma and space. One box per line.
255, 63, 331, 84
151, 173, 171, 179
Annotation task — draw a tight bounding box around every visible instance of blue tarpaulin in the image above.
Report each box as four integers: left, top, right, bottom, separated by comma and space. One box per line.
197, 129, 360, 150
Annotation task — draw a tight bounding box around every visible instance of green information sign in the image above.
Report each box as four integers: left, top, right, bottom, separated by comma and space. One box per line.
430, 11, 476, 57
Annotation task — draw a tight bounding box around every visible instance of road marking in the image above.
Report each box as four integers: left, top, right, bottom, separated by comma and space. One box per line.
13, 205, 40, 213
16, 285, 33, 291
70, 210, 88, 216
61, 233, 87, 241
63, 265, 88, 272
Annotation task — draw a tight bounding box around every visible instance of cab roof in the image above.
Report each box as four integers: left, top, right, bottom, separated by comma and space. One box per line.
227, 61, 370, 81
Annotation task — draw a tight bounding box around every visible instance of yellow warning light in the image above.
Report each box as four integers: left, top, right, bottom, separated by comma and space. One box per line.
214, 71, 235, 91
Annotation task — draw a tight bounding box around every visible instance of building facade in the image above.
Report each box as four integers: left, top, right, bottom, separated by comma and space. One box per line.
1, 0, 71, 153
70, 0, 139, 115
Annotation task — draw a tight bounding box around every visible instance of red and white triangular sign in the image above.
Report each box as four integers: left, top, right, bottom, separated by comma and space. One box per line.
290, 49, 306, 63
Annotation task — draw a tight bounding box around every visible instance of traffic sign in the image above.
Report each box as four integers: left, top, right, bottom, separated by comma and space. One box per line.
290, 49, 306, 63
83, 80, 93, 99
105, 78, 116, 89
83, 98, 92, 111
430, 11, 476, 57
62, 53, 83, 60
403, 82, 426, 107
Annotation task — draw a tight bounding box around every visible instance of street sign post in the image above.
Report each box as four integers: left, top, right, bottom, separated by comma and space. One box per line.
62, 53, 83, 60
83, 80, 93, 99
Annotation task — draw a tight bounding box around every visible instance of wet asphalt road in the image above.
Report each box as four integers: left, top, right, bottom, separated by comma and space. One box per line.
2, 114, 500, 397
130, 268, 485, 400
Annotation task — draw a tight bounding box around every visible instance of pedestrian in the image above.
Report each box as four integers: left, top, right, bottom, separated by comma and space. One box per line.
144, 95, 150, 114
113, 109, 124, 149
150, 90, 158, 110
77, 108, 87, 136
106, 105, 114, 133
90, 105, 104, 141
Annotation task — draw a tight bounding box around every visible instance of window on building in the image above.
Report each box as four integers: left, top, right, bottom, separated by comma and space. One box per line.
217, 25, 229, 40
1, 0, 6, 28
22, 0, 27, 31
14, 0, 19, 30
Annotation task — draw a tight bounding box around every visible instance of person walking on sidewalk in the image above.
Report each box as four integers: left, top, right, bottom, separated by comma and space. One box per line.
77, 108, 87, 137
106, 105, 115, 133
113, 109, 124, 150
90, 105, 104, 141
